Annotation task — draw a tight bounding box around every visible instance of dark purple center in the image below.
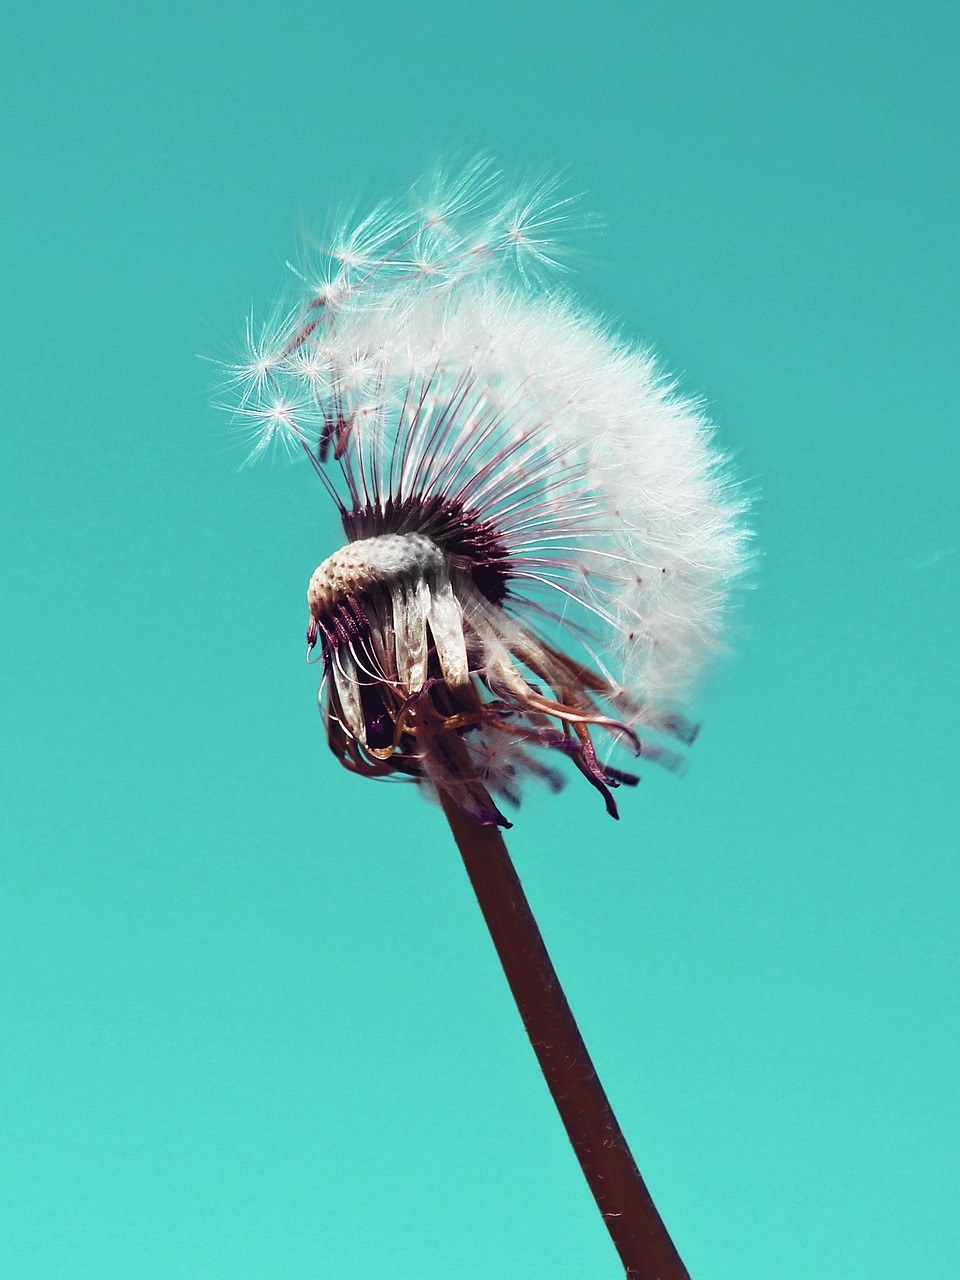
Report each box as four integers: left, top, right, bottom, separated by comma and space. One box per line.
342, 495, 513, 605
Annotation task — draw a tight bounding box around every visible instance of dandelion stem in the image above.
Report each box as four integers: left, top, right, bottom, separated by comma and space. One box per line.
438, 786, 691, 1280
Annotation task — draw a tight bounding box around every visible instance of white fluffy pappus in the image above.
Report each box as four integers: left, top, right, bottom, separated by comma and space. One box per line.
222, 162, 749, 826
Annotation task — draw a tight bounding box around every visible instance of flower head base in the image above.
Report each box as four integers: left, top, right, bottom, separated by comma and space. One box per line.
305, 522, 668, 827
226, 163, 748, 825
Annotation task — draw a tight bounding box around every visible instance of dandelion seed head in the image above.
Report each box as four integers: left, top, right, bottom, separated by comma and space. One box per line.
222, 162, 750, 823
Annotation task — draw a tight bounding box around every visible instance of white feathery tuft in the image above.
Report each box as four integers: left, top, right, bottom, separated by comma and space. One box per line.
221, 160, 749, 816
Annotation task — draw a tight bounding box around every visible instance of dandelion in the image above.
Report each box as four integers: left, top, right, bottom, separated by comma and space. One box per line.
223, 162, 748, 1280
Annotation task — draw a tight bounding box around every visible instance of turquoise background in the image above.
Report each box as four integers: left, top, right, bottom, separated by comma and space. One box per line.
3, 3, 958, 1277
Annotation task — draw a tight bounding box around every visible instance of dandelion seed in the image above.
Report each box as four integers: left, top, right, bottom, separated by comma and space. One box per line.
231, 393, 314, 461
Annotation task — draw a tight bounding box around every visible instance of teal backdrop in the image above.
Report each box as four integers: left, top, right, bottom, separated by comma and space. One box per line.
2, 3, 958, 1277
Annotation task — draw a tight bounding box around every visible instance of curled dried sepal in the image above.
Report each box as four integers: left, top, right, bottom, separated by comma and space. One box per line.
308, 531, 690, 826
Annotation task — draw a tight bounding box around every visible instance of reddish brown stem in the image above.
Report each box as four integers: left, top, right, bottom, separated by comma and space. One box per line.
439, 790, 690, 1280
